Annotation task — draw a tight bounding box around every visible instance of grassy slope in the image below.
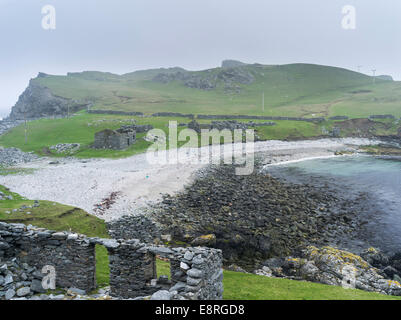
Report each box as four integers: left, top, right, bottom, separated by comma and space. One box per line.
0, 186, 399, 299
0, 113, 319, 158
1, 112, 398, 159
222, 270, 401, 300
0, 113, 215, 158
33, 63, 401, 118
155, 259, 401, 300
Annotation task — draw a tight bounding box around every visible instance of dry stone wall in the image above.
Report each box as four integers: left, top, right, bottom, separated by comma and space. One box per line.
0, 222, 223, 300
106, 215, 161, 243
88, 110, 144, 116
0, 222, 96, 291
99, 238, 223, 300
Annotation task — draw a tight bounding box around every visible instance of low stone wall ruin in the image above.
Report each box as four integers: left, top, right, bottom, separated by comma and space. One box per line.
102, 239, 223, 300
0, 222, 96, 291
196, 114, 325, 123
0, 222, 223, 300
88, 110, 144, 116
369, 114, 396, 120
151, 112, 195, 119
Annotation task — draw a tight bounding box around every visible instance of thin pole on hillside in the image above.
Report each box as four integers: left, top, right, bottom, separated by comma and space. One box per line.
24, 110, 27, 145
262, 92, 265, 112
372, 69, 376, 84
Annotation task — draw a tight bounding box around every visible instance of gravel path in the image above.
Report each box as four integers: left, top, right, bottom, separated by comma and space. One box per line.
0, 138, 378, 221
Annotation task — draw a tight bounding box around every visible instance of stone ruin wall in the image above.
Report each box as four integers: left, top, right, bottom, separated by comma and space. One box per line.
93, 129, 135, 150
0, 222, 96, 291
106, 215, 161, 243
0, 222, 223, 300
104, 239, 223, 300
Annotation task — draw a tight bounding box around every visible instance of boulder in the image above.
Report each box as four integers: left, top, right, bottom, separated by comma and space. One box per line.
150, 290, 172, 300
269, 246, 401, 296
16, 287, 30, 297
5, 288, 15, 300
191, 234, 216, 247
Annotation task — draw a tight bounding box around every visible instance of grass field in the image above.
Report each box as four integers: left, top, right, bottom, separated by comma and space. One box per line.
0, 112, 319, 158
33, 63, 401, 119
0, 186, 400, 300
1, 112, 398, 159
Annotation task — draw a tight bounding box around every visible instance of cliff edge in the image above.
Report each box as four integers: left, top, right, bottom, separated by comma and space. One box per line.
9, 76, 90, 120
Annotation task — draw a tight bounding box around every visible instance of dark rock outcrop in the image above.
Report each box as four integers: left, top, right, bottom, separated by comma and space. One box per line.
221, 60, 248, 69
259, 246, 401, 296
9, 79, 89, 120
152, 66, 255, 92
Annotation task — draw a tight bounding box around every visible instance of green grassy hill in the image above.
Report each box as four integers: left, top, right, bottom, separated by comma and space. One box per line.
32, 63, 401, 118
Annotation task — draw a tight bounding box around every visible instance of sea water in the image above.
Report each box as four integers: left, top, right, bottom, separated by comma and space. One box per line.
267, 155, 401, 253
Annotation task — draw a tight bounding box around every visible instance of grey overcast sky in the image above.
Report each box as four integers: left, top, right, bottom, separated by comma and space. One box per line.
0, 0, 400, 117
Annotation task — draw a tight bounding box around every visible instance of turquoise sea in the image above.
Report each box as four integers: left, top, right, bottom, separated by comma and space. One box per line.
267, 155, 401, 253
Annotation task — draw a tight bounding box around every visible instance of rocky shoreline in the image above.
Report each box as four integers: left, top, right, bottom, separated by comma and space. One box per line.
147, 161, 370, 268
107, 156, 401, 296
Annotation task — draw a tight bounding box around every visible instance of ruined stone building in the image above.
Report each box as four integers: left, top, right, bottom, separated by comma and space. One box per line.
93, 125, 136, 150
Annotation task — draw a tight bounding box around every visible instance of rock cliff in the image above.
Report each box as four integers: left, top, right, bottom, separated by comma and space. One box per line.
9, 77, 89, 120
221, 59, 248, 68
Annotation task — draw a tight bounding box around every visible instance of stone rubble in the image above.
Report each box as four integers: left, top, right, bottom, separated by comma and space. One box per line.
49, 143, 81, 155
0, 120, 23, 136
149, 163, 367, 269
0, 147, 38, 167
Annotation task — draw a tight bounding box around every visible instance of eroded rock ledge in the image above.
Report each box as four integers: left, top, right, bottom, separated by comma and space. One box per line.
256, 246, 401, 296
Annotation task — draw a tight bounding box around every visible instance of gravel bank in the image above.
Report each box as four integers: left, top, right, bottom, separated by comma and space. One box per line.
0, 138, 378, 221
0, 148, 38, 166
